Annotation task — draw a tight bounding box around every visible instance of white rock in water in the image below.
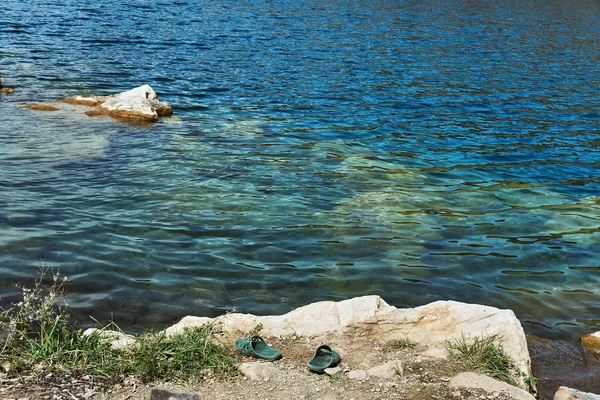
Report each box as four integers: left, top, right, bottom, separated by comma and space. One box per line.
89, 85, 172, 122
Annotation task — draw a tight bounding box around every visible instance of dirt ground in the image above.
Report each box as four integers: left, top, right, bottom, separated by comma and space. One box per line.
0, 333, 524, 400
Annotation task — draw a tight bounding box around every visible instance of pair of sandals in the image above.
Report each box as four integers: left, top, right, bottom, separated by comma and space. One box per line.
235, 335, 340, 373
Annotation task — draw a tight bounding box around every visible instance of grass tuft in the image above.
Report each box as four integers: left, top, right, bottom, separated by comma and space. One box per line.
0, 269, 237, 384
445, 334, 517, 385
130, 325, 237, 383
387, 337, 417, 350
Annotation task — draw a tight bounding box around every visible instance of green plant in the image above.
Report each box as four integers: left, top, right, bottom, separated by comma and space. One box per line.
0, 269, 126, 378
445, 334, 517, 385
248, 323, 263, 337
0, 268, 237, 384
129, 324, 237, 383
387, 337, 417, 350
329, 372, 347, 383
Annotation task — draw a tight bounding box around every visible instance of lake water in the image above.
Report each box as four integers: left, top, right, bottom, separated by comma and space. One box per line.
1, 0, 599, 344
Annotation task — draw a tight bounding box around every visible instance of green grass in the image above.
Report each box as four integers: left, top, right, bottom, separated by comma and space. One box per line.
129, 325, 237, 383
0, 269, 237, 384
445, 334, 517, 385
387, 337, 417, 350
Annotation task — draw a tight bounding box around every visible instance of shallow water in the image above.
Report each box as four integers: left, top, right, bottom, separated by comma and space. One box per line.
1, 0, 600, 341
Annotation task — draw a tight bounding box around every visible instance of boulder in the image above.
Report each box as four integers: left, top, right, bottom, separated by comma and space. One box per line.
554, 386, 600, 400
88, 85, 172, 122
165, 295, 533, 390
450, 372, 535, 400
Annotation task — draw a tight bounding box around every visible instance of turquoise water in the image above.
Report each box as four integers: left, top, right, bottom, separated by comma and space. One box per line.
1, 0, 599, 338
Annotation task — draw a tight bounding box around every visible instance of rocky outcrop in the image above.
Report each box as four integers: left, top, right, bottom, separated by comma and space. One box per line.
86, 85, 172, 122
554, 386, 600, 400
450, 372, 535, 400
165, 295, 534, 390
21, 85, 172, 123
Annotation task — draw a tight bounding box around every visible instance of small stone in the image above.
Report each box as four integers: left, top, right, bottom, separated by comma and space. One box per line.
324, 366, 342, 376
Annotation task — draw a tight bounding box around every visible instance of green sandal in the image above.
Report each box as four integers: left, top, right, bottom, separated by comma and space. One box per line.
307, 345, 341, 372
235, 336, 282, 360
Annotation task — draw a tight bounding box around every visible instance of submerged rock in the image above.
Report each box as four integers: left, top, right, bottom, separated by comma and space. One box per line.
62, 95, 106, 107
23, 103, 60, 111
87, 85, 173, 122
0, 78, 14, 94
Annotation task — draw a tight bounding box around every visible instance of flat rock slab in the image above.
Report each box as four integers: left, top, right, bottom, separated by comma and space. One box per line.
450, 372, 535, 400
150, 389, 203, 400
554, 386, 600, 400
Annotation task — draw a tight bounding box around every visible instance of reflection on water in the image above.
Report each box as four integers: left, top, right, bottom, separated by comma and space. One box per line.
0, 0, 599, 346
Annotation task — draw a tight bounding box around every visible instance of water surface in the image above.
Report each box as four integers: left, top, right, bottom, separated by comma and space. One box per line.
1, 0, 599, 344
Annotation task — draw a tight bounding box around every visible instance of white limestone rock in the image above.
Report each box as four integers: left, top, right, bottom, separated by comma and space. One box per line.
165, 295, 534, 390
450, 372, 535, 400
90, 85, 172, 122
554, 386, 600, 400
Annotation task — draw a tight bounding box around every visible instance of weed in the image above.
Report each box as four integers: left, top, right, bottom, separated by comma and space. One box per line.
248, 323, 264, 337
446, 334, 517, 385
387, 337, 417, 350
0, 269, 237, 384
329, 372, 347, 383
0, 269, 126, 378
129, 324, 237, 383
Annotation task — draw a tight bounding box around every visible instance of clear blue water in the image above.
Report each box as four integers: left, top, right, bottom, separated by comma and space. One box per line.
1, 0, 600, 339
